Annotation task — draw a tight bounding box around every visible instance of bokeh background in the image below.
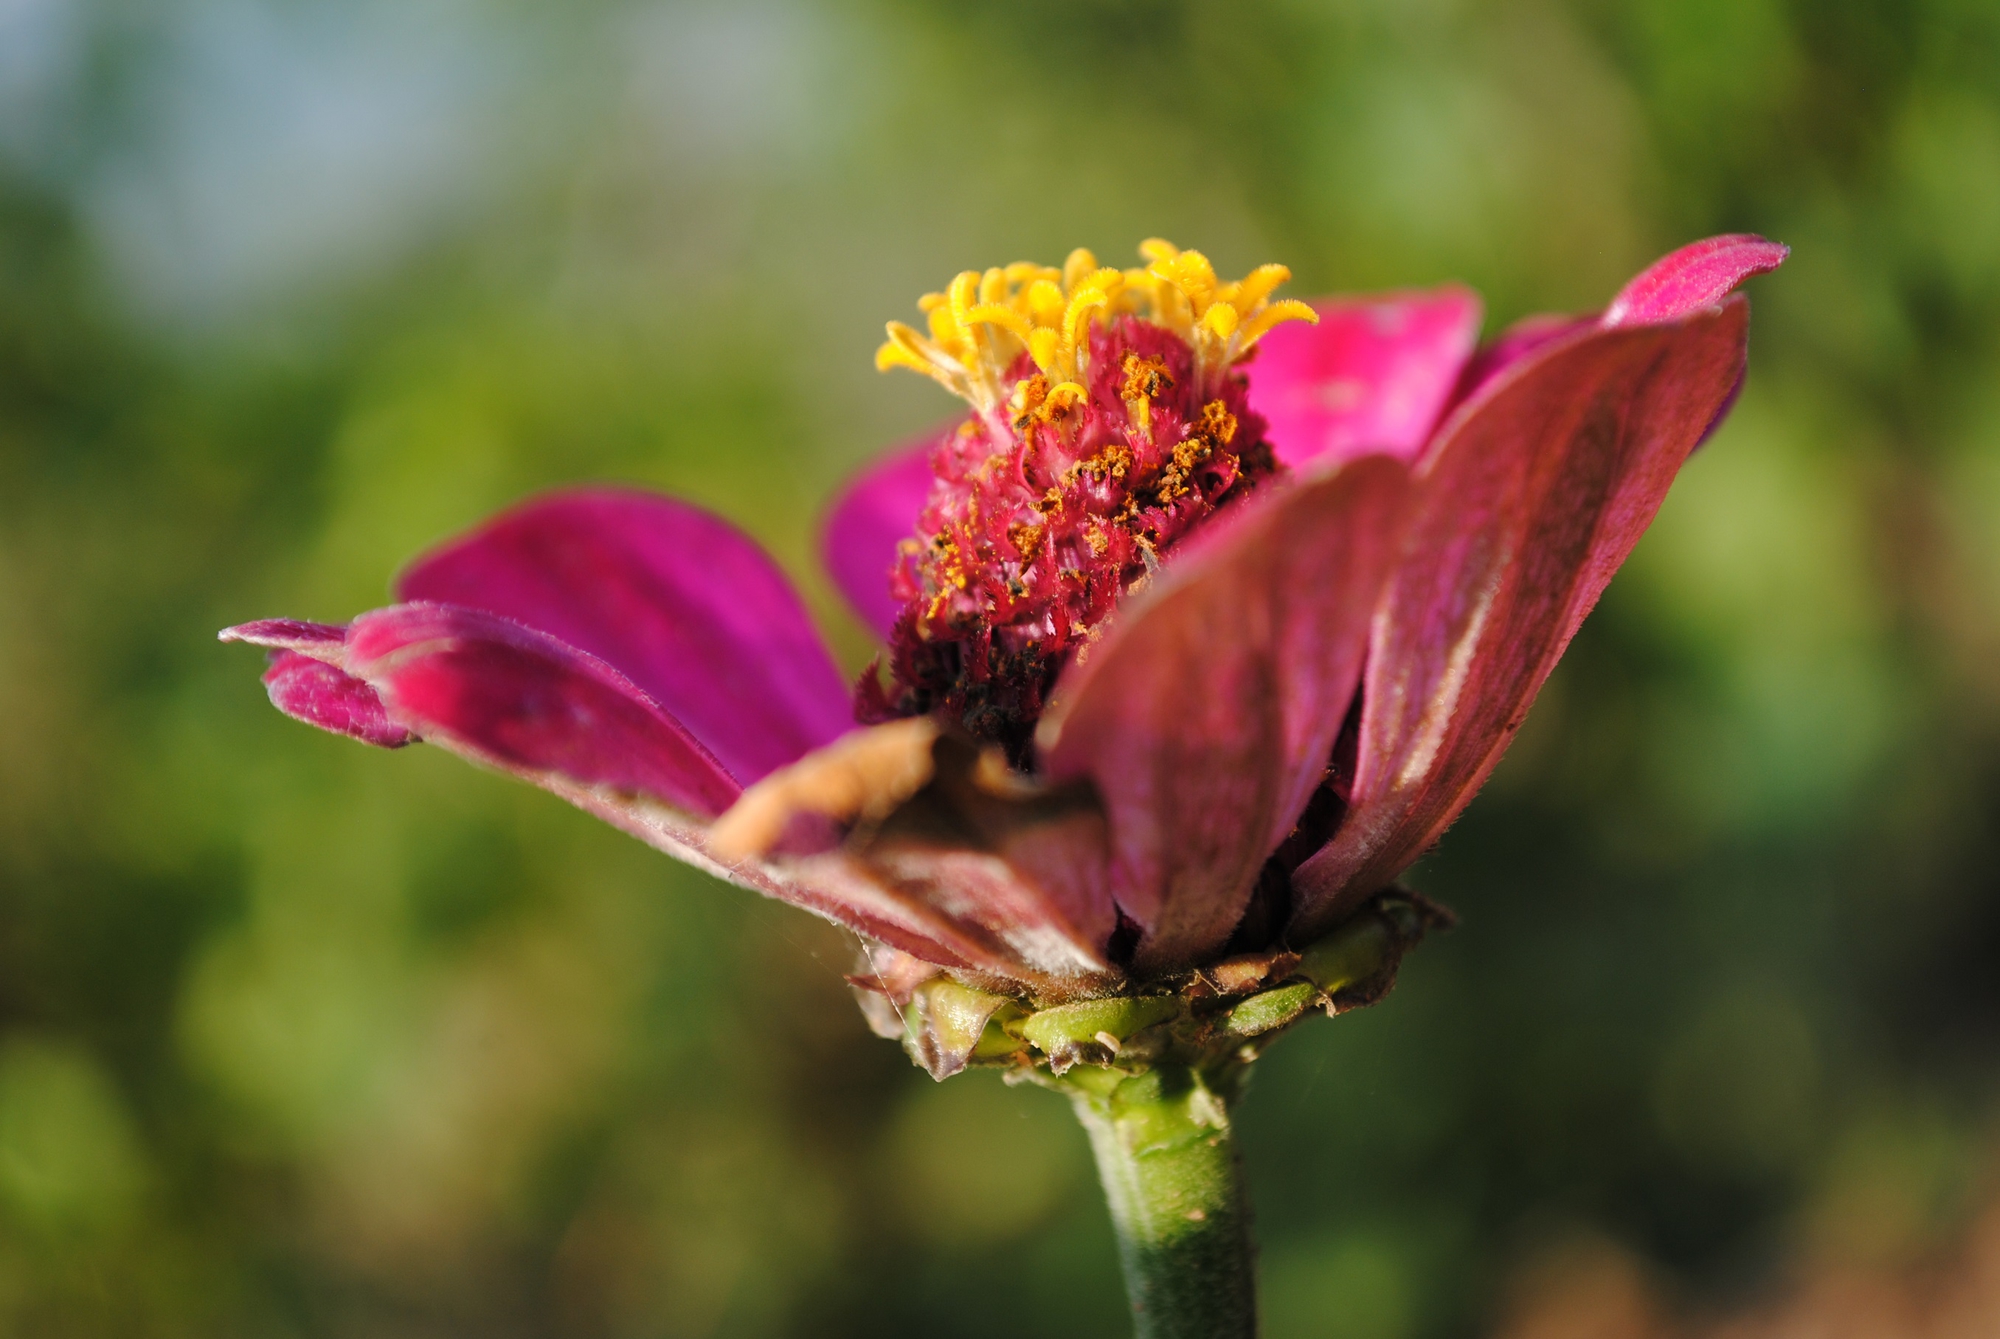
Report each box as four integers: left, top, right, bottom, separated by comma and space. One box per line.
3, 0, 1999, 1335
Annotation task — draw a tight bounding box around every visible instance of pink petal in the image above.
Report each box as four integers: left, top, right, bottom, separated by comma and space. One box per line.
346, 601, 744, 819
710, 722, 1119, 984
1442, 236, 1785, 425
1037, 455, 1413, 973
258, 648, 412, 748
852, 847, 1110, 983
1290, 298, 1755, 936
1244, 286, 1483, 468
1601, 234, 1790, 329
1444, 313, 1596, 415
226, 612, 1057, 979
509, 776, 1053, 982
857, 735, 1119, 982
396, 488, 851, 784
819, 429, 946, 639
221, 618, 347, 654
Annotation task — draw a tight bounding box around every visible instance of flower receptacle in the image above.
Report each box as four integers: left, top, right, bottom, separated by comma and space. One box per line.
876, 887, 1452, 1083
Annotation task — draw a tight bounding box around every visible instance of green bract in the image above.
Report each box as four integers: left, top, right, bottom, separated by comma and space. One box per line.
883, 889, 1450, 1083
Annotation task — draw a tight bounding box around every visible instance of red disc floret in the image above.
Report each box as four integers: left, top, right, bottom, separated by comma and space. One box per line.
862, 316, 1284, 760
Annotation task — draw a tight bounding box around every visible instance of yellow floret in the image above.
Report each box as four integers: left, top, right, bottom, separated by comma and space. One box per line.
875, 240, 1318, 414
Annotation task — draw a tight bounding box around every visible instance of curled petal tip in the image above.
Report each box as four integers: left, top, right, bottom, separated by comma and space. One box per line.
1603, 234, 1789, 328
260, 649, 413, 749
219, 618, 347, 651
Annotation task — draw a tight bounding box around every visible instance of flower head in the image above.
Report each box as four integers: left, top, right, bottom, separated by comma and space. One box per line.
223, 234, 1786, 1078
864, 244, 1315, 760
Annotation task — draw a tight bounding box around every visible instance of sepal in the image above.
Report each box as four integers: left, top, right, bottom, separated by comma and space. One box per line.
865, 887, 1452, 1083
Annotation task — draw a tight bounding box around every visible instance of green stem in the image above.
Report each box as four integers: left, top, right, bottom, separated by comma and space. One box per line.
1069, 1064, 1256, 1339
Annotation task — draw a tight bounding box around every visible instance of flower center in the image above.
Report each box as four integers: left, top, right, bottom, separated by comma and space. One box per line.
863, 241, 1317, 761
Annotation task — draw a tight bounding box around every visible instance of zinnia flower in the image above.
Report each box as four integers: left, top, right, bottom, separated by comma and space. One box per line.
222, 235, 1785, 1078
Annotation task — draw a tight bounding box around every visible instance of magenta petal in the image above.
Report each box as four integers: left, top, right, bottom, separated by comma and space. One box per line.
709, 722, 1117, 983
1602, 234, 1790, 328
346, 601, 743, 818
225, 611, 1046, 977
860, 733, 1118, 980
1245, 286, 1482, 468
1038, 456, 1412, 973
1444, 313, 1596, 416
1290, 299, 1755, 936
396, 489, 850, 785
820, 430, 945, 639
516, 785, 1010, 978
258, 649, 413, 747
856, 847, 1111, 982
220, 618, 348, 654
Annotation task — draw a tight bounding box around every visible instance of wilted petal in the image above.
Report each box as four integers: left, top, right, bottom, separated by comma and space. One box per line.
716, 722, 1118, 985
820, 431, 943, 639
515, 780, 1020, 979
1291, 299, 1754, 936
258, 649, 412, 747
1245, 287, 1482, 468
858, 733, 1116, 981
763, 848, 1096, 987
1602, 234, 1790, 328
344, 601, 745, 819
709, 717, 942, 859
1038, 455, 1412, 973
397, 488, 851, 784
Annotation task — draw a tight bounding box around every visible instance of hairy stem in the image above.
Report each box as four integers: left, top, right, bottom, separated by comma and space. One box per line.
1069, 1064, 1256, 1339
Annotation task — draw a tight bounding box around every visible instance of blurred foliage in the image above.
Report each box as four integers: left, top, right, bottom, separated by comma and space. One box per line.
0, 0, 1997, 1335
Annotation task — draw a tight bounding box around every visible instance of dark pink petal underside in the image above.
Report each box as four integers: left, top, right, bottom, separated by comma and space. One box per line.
502, 782, 1009, 979
222, 616, 1031, 976
1290, 299, 1754, 936
259, 649, 412, 748
1602, 234, 1790, 328
1445, 313, 1596, 417
820, 430, 945, 640
346, 602, 744, 819
1039, 455, 1412, 973
1444, 236, 1785, 423
862, 847, 1112, 980
1245, 287, 1483, 468
397, 489, 850, 785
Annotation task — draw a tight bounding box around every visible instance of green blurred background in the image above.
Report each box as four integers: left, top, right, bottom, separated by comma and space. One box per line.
2, 0, 1998, 1334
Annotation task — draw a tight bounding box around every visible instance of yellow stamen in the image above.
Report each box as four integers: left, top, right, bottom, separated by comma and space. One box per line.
1027, 278, 1067, 324
1150, 250, 1220, 316
1233, 263, 1292, 310
1238, 298, 1320, 352
965, 303, 1034, 344
1028, 327, 1061, 373
1063, 247, 1100, 289
1044, 380, 1089, 412
875, 240, 1318, 411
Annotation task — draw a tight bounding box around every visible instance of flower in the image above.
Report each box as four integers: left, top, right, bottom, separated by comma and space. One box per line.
223, 235, 1785, 1075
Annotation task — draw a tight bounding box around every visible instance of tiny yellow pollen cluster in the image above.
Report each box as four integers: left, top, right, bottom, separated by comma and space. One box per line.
875, 241, 1318, 414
